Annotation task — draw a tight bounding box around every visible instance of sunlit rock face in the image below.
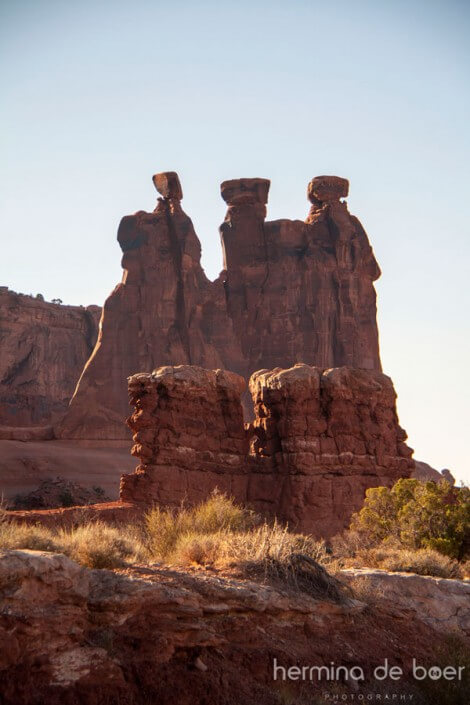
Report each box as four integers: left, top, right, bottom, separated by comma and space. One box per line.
120, 363, 413, 538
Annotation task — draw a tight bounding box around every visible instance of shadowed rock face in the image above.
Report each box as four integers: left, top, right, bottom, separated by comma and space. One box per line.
0, 288, 100, 427
220, 174, 381, 382
120, 363, 413, 537
59, 172, 382, 440
0, 549, 452, 705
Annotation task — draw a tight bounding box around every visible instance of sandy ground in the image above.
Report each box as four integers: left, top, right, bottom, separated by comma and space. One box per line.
0, 440, 136, 500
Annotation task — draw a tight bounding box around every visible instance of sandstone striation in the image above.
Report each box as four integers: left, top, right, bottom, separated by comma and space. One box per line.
0, 288, 100, 427
59, 172, 382, 439
120, 363, 413, 537
120, 365, 249, 505
247, 364, 413, 535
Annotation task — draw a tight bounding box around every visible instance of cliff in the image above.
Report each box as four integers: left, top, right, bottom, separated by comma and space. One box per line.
120, 363, 413, 537
59, 172, 382, 439
0, 288, 100, 427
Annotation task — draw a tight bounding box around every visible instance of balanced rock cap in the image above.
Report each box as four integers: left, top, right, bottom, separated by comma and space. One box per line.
308, 175, 349, 204
220, 178, 270, 206
152, 172, 183, 200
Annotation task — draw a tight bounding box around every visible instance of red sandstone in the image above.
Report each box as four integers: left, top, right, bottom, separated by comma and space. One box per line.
120, 363, 413, 537
0, 288, 100, 427
57, 172, 381, 439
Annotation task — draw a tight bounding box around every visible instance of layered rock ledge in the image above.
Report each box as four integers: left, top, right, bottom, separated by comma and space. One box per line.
0, 550, 464, 705
120, 363, 413, 537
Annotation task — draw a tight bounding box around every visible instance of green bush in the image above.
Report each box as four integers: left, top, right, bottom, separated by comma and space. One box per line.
350, 479, 470, 560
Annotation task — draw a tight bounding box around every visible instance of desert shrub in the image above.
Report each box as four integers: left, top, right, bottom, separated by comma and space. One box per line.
144, 490, 255, 560
0, 517, 145, 569
165, 518, 344, 600
144, 494, 343, 599
59, 490, 75, 507
377, 546, 463, 578
57, 522, 145, 569
0, 521, 59, 552
330, 529, 377, 559
350, 479, 470, 560
169, 520, 324, 565
190, 489, 253, 533
340, 545, 463, 579
172, 532, 220, 565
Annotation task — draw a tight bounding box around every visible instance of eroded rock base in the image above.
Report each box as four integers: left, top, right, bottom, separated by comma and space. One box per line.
120, 363, 414, 537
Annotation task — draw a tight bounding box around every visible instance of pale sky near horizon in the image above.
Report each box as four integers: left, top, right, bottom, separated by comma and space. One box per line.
1, 0, 469, 483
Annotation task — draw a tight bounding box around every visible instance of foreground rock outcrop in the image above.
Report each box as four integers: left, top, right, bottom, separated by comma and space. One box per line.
120, 363, 413, 537
58, 172, 382, 439
0, 288, 100, 427
0, 549, 462, 705
342, 568, 470, 639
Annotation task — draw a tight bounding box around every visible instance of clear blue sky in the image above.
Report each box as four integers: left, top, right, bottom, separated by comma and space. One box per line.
1, 0, 469, 483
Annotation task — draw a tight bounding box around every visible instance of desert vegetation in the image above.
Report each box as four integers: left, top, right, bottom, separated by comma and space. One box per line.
0, 492, 344, 601
332, 478, 469, 579
1, 480, 468, 583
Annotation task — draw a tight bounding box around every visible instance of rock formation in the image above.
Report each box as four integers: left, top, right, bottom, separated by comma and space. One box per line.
341, 568, 470, 639
59, 173, 242, 439
413, 459, 456, 484
1, 549, 457, 705
59, 172, 382, 439
0, 288, 100, 427
220, 175, 381, 377
120, 363, 413, 537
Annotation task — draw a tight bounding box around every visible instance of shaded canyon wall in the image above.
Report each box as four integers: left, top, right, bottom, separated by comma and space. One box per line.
0, 288, 100, 428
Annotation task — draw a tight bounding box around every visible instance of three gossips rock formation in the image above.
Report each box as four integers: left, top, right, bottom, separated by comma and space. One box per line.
59, 172, 382, 440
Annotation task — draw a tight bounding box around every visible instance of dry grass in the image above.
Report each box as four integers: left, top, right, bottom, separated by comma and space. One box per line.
196, 524, 344, 602
57, 523, 146, 569
145, 498, 344, 601
144, 490, 255, 560
330, 532, 465, 579
0, 521, 58, 553
0, 492, 346, 600
370, 546, 464, 579
0, 519, 145, 569
3, 489, 463, 591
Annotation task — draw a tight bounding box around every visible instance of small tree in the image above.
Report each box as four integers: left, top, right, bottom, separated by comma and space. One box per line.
351, 479, 470, 559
